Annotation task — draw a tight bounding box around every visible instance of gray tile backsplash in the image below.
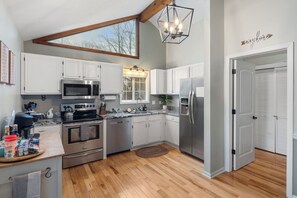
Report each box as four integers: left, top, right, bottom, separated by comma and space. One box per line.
21, 94, 180, 116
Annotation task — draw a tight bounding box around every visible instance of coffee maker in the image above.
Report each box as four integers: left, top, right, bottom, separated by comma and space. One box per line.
14, 113, 34, 139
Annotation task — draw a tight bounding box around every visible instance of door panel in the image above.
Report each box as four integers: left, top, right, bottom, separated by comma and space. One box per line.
276, 67, 287, 155
63, 59, 83, 79
234, 60, 255, 170
255, 69, 275, 152
132, 121, 148, 147
83, 61, 100, 80
148, 120, 162, 143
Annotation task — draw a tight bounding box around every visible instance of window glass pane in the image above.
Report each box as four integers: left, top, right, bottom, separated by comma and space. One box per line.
49, 19, 137, 56
121, 75, 148, 103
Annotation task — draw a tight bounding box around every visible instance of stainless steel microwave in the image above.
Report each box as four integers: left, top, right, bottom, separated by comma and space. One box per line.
61, 80, 100, 100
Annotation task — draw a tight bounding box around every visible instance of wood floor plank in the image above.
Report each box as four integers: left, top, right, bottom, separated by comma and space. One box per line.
63, 146, 286, 198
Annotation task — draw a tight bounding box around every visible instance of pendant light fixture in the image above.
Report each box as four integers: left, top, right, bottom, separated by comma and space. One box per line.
157, 0, 194, 44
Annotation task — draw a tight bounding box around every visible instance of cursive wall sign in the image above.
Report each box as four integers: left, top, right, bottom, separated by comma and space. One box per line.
241, 31, 273, 49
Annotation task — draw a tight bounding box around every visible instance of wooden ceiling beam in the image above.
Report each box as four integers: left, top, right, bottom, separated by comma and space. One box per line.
140, 0, 173, 23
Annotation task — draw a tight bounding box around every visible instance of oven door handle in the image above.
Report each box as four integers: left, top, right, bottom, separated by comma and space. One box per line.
63, 149, 103, 159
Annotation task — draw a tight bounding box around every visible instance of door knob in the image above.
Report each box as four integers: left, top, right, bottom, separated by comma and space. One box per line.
252, 116, 258, 120
273, 115, 279, 120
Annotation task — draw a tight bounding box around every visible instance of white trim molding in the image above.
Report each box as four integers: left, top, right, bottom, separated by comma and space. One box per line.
224, 42, 294, 198
203, 168, 225, 179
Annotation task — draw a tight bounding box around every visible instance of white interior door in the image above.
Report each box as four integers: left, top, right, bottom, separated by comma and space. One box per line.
233, 60, 255, 170
275, 67, 287, 155
255, 69, 276, 152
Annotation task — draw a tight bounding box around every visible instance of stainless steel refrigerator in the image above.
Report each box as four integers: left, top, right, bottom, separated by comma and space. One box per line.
179, 77, 204, 160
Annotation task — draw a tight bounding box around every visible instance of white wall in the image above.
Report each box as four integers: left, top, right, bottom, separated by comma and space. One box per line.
0, 0, 23, 134
224, 0, 297, 195
166, 20, 204, 68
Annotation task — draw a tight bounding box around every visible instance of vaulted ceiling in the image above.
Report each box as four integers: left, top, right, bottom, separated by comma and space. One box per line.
3, 0, 207, 41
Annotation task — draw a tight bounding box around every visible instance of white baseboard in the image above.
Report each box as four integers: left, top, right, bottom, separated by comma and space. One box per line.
203, 167, 225, 179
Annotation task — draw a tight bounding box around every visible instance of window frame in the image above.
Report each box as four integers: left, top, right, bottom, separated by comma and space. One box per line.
33, 15, 140, 59
120, 72, 150, 104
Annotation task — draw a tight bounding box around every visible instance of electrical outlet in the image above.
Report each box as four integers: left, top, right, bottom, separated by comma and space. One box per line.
152, 100, 155, 105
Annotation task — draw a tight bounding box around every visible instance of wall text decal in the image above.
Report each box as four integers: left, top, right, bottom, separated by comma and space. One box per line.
241, 31, 273, 48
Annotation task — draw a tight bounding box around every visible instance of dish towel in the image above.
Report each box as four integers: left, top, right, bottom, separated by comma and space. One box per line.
12, 171, 41, 198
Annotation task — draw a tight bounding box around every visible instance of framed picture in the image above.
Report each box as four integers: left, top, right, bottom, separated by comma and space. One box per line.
9, 50, 15, 85
0, 41, 9, 84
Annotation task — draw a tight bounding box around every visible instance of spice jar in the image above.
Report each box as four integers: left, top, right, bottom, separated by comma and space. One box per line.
4, 135, 18, 158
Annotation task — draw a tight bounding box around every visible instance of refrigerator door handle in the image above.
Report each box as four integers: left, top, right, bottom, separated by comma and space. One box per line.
191, 90, 195, 124
188, 91, 192, 124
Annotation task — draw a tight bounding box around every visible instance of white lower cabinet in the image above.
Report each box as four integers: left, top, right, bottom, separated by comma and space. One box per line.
165, 115, 179, 146
132, 114, 178, 148
132, 117, 148, 147
148, 115, 165, 143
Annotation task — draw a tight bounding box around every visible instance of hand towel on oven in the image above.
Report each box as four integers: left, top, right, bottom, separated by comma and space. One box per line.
12, 171, 41, 198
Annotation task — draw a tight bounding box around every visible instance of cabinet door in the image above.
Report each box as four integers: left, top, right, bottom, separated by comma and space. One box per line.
148, 116, 164, 143
83, 61, 100, 80
166, 69, 173, 94
132, 121, 148, 147
151, 69, 166, 95
100, 63, 123, 94
22, 53, 63, 95
166, 120, 179, 146
63, 59, 83, 79
190, 63, 204, 78
173, 67, 190, 94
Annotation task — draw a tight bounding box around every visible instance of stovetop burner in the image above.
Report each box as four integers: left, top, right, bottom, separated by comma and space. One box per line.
61, 103, 103, 124
62, 115, 103, 124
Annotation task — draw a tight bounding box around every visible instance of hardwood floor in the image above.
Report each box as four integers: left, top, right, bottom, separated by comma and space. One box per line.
62, 145, 286, 198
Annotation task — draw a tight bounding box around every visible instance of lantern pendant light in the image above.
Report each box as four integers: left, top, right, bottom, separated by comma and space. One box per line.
157, 0, 194, 44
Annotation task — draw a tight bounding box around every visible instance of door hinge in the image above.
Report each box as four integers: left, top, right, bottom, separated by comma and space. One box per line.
23, 86, 25, 91
132, 125, 133, 129
62, 61, 64, 65
232, 109, 236, 114
232, 149, 236, 155
23, 57, 25, 61
232, 69, 236, 74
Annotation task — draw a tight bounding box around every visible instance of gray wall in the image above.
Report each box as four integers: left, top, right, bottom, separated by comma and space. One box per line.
225, 0, 297, 194
0, 0, 23, 133
203, 0, 225, 176
23, 21, 166, 115
24, 21, 166, 70
166, 20, 204, 68
293, 139, 297, 196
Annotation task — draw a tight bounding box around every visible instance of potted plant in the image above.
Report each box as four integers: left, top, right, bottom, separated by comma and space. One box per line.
159, 95, 173, 110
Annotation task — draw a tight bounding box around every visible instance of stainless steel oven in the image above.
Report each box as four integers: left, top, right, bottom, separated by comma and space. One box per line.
62, 120, 103, 168
61, 79, 100, 100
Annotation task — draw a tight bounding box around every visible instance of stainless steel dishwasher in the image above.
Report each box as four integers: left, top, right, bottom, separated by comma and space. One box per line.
107, 117, 132, 155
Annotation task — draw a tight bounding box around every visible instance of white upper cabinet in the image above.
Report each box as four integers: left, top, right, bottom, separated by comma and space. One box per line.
150, 69, 166, 95
63, 59, 100, 80
166, 69, 173, 94
63, 58, 83, 79
100, 62, 123, 94
83, 61, 100, 80
21, 53, 63, 95
189, 63, 204, 78
172, 66, 190, 94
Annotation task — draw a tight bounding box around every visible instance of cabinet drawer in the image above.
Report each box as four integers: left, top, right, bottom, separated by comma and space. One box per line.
149, 115, 163, 121
166, 115, 179, 122
133, 116, 148, 123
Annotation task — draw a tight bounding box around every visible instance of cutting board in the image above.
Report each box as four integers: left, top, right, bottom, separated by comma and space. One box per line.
0, 148, 45, 163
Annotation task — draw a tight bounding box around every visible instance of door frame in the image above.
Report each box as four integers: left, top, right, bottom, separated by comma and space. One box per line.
224, 42, 294, 197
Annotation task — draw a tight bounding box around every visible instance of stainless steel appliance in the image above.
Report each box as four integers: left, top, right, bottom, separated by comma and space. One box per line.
107, 117, 131, 155
61, 80, 100, 100
179, 77, 204, 160
61, 103, 103, 168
